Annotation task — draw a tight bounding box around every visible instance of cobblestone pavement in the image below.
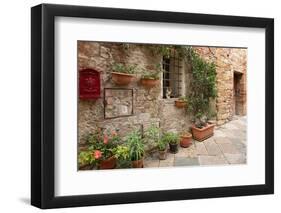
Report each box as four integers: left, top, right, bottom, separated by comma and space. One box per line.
144, 116, 247, 168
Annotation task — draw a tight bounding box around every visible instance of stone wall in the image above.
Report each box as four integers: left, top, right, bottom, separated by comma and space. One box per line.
78, 42, 191, 150
78, 42, 247, 149
194, 47, 247, 125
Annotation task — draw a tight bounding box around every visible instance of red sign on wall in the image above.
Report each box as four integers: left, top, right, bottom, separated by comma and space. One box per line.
79, 68, 101, 100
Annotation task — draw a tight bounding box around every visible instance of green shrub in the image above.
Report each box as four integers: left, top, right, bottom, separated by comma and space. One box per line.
126, 130, 144, 161
162, 132, 179, 145
187, 48, 217, 128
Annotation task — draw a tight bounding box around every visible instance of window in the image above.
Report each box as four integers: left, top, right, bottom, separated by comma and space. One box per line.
162, 55, 182, 98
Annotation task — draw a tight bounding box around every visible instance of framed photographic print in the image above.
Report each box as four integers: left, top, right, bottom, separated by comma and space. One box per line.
31, 3, 274, 209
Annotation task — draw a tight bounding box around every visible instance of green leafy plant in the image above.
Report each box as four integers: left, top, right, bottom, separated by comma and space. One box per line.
78, 151, 95, 167
141, 64, 163, 80
112, 63, 138, 74
126, 130, 144, 161
186, 48, 217, 128
87, 128, 121, 161
178, 96, 188, 102
145, 124, 160, 143
157, 138, 168, 151
113, 145, 130, 161
162, 132, 179, 145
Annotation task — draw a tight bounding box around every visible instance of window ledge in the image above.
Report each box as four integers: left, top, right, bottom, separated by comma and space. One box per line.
161, 98, 178, 104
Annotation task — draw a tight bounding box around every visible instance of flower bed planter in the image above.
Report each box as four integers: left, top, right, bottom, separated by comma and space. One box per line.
191, 123, 215, 142
99, 156, 117, 169
175, 100, 187, 108
140, 79, 159, 89
111, 72, 135, 85
180, 133, 192, 148
132, 158, 144, 168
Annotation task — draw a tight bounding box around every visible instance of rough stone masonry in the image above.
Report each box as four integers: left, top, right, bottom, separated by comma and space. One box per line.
78, 41, 247, 150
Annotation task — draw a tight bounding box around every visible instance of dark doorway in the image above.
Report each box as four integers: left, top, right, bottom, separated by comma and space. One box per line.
233, 72, 242, 115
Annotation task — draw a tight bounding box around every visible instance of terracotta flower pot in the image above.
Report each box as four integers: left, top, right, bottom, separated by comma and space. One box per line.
169, 143, 179, 153
175, 100, 187, 108
140, 79, 159, 89
99, 156, 117, 169
158, 148, 167, 160
131, 158, 144, 168
180, 133, 193, 148
191, 123, 215, 142
111, 72, 135, 85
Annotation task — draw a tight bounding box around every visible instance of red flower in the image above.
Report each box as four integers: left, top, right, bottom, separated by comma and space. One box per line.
103, 135, 109, 144
93, 150, 102, 159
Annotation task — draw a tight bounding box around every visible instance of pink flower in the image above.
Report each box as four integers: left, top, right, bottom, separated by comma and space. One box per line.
103, 135, 109, 144
93, 150, 102, 159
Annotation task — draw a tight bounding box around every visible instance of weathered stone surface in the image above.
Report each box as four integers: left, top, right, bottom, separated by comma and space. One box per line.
214, 137, 232, 144
195, 47, 247, 124
198, 155, 228, 165
78, 42, 247, 156
159, 161, 174, 167
174, 157, 199, 166
144, 159, 159, 168
224, 153, 246, 164
195, 142, 208, 155
204, 138, 222, 156
218, 143, 239, 154
142, 116, 246, 168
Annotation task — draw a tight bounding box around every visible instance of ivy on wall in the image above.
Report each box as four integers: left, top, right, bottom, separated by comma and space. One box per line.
120, 44, 217, 127
187, 48, 217, 127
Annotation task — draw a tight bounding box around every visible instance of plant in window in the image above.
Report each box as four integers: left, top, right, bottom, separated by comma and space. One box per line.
126, 130, 145, 168
140, 64, 162, 89
111, 63, 138, 85
186, 47, 217, 141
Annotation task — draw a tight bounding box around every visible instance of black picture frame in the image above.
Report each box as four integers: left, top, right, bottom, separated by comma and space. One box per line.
31, 3, 274, 209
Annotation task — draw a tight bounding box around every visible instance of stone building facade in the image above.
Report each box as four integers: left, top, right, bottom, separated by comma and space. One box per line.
195, 47, 247, 125
78, 41, 247, 150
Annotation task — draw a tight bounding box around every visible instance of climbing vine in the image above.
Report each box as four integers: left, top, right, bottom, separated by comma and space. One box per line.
120, 43, 217, 128
186, 48, 217, 128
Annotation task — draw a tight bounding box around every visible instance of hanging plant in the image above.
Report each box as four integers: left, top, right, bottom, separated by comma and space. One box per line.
111, 63, 138, 85
140, 64, 162, 89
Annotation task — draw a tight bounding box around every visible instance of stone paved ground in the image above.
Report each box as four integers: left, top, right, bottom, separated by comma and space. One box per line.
144, 116, 247, 168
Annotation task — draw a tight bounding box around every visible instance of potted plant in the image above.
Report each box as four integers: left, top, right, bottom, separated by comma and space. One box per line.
180, 132, 193, 148
78, 150, 95, 170
175, 96, 188, 108
87, 129, 120, 169
157, 138, 168, 160
163, 132, 179, 154
113, 145, 131, 168
126, 130, 144, 168
145, 124, 168, 160
140, 64, 162, 89
187, 48, 217, 141
111, 63, 137, 85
